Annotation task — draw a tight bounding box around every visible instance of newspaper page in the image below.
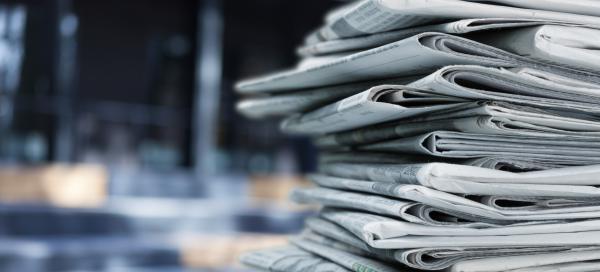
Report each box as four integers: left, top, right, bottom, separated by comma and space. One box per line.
299, 18, 588, 56
316, 115, 600, 148
315, 101, 600, 148
237, 33, 513, 93
280, 86, 466, 134
477, 195, 600, 211
450, 248, 600, 272
320, 209, 600, 249
305, 216, 579, 270
285, 65, 600, 135
321, 162, 600, 185
507, 261, 600, 272
292, 187, 513, 227
308, 175, 600, 221
464, 0, 600, 17
236, 76, 421, 118
320, 162, 600, 197
474, 25, 600, 72
399, 246, 576, 271
321, 209, 600, 239
407, 65, 600, 113
238, 32, 600, 93
304, 217, 397, 260
298, 230, 378, 260
312, 0, 600, 41
359, 131, 600, 165
290, 237, 406, 272
464, 157, 558, 171
239, 245, 350, 272
318, 151, 557, 171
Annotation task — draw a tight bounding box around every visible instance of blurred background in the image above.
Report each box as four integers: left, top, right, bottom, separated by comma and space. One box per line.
0, 0, 342, 271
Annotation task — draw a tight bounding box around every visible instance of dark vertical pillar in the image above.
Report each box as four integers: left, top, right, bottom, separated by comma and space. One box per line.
53, 0, 78, 162
192, 0, 224, 196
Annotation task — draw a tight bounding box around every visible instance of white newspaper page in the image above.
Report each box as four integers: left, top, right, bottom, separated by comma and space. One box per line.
298, 230, 377, 260
465, 0, 600, 17
507, 261, 600, 272
321, 210, 600, 249
280, 86, 465, 134
314, 0, 600, 41
237, 33, 519, 93
286, 64, 600, 136
240, 245, 350, 272
399, 246, 576, 271
407, 65, 600, 114
321, 209, 600, 240
299, 18, 587, 56
320, 163, 600, 197
305, 215, 585, 270
475, 25, 600, 72
290, 238, 406, 272
360, 131, 600, 165
239, 33, 600, 93
304, 217, 398, 260
292, 187, 512, 227
317, 151, 557, 172
450, 248, 600, 272
236, 76, 420, 118
309, 174, 600, 221
316, 114, 600, 150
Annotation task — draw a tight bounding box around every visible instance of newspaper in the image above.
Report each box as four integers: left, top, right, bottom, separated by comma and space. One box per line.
282, 65, 600, 135
464, 0, 600, 17
321, 209, 600, 239
292, 187, 521, 226
315, 102, 600, 149
463, 157, 559, 171
401, 247, 579, 271
358, 131, 600, 165
236, 76, 422, 119
308, 175, 600, 221
320, 162, 600, 197
304, 216, 581, 270
309, 0, 600, 41
318, 151, 558, 171
299, 18, 587, 56
450, 248, 600, 272
321, 209, 600, 249
474, 25, 600, 72
280, 86, 466, 134
289, 237, 406, 272
237, 33, 600, 93
298, 230, 379, 260
477, 195, 600, 211
506, 261, 600, 272
239, 245, 350, 272
304, 217, 396, 260
407, 65, 600, 110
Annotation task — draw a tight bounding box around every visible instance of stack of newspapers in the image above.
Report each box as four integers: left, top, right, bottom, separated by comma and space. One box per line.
236, 1, 600, 271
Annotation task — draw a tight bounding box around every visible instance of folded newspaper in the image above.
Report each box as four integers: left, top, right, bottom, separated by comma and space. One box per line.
281, 65, 600, 134
299, 18, 593, 57
308, 0, 600, 42
237, 32, 600, 93
236, 1, 600, 271
315, 101, 600, 149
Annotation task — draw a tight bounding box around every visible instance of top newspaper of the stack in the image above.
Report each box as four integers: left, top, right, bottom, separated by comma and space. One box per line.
236, 0, 600, 93
314, 0, 600, 42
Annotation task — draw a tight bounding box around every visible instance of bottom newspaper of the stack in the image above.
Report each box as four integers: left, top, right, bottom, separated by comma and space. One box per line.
242, 162, 600, 272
